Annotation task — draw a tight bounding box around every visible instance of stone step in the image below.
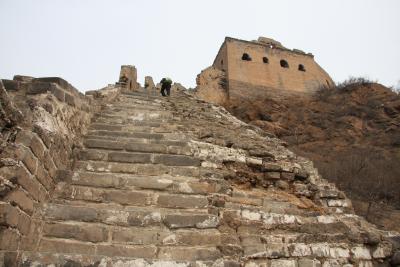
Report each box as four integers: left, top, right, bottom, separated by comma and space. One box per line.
41, 221, 225, 247
42, 203, 219, 229
74, 160, 201, 177
96, 109, 171, 117
23, 242, 222, 263
104, 103, 162, 111
122, 92, 162, 99
55, 184, 210, 209
81, 142, 191, 157
84, 135, 188, 146
78, 150, 201, 166
20, 251, 238, 266
93, 112, 173, 121
88, 122, 180, 133
66, 171, 228, 195
85, 131, 165, 140
90, 118, 165, 127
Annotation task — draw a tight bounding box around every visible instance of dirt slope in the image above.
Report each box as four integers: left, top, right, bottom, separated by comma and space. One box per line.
227, 81, 400, 231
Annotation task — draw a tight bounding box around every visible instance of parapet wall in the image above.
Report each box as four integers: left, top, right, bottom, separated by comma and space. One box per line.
0, 77, 120, 261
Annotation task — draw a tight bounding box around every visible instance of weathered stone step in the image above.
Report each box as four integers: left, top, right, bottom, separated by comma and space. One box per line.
77, 150, 201, 167
86, 130, 184, 141
88, 122, 179, 133
20, 251, 238, 266
96, 108, 171, 117
105, 103, 162, 110
74, 160, 201, 177
41, 221, 224, 247
92, 117, 163, 127
55, 184, 210, 209
81, 142, 191, 158
84, 135, 188, 146
24, 239, 222, 262
122, 92, 162, 99
42, 203, 219, 229
85, 131, 165, 140
66, 171, 228, 195
93, 112, 173, 121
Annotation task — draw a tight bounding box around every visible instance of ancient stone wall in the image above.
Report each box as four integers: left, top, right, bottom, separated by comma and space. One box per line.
0, 77, 120, 263
195, 66, 228, 105
220, 37, 334, 94
117, 65, 139, 91
144, 76, 156, 90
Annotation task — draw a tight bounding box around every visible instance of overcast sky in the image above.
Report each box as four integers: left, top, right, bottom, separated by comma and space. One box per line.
1, 0, 399, 92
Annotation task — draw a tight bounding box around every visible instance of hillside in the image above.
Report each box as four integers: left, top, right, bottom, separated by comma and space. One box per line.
227, 79, 400, 231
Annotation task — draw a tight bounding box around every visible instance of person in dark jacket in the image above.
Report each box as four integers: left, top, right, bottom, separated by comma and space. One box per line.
160, 77, 172, 97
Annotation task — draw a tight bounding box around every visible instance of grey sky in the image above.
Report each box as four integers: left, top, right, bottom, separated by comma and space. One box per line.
1, 0, 399, 92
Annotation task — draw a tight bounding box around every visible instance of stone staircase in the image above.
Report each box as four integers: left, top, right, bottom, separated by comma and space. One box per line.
19, 90, 398, 266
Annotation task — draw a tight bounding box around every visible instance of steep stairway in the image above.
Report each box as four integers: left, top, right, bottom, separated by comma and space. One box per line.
20, 89, 399, 266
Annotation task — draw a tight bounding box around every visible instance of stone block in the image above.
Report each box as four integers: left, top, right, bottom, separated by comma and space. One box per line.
44, 204, 98, 222
33, 77, 70, 90
126, 210, 162, 227
173, 230, 221, 246
43, 151, 57, 179
33, 125, 53, 148
112, 228, 167, 245
50, 85, 65, 102
298, 259, 321, 267
30, 134, 46, 160
38, 238, 96, 254
158, 247, 221, 261
0, 203, 31, 235
351, 246, 371, 260
163, 214, 219, 229
264, 172, 281, 179
16, 146, 38, 175
2, 79, 20, 91
96, 244, 157, 258
263, 162, 282, 171
289, 243, 312, 257
71, 172, 121, 188
5, 189, 34, 215
153, 154, 201, 166
84, 139, 125, 150
270, 260, 297, 267
15, 131, 33, 147
103, 189, 151, 206
78, 149, 107, 161
125, 142, 168, 154
36, 164, 54, 191
64, 93, 75, 106
329, 247, 350, 258
27, 82, 53, 94
0, 228, 20, 250
108, 152, 152, 163
157, 194, 208, 209
280, 172, 295, 180
0, 165, 47, 203
43, 222, 108, 243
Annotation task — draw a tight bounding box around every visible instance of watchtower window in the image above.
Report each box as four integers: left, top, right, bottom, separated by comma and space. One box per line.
221, 60, 223, 66
280, 60, 289, 68
242, 53, 252, 61
298, 64, 306, 72
263, 57, 269, 64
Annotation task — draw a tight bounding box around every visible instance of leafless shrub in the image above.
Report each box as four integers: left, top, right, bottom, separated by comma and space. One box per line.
316, 149, 400, 210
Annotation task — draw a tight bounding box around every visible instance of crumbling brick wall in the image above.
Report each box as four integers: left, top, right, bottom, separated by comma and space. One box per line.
0, 77, 119, 261
195, 66, 229, 105
117, 65, 139, 91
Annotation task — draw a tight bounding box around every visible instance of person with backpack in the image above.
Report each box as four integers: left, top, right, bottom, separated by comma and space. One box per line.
160, 77, 172, 97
